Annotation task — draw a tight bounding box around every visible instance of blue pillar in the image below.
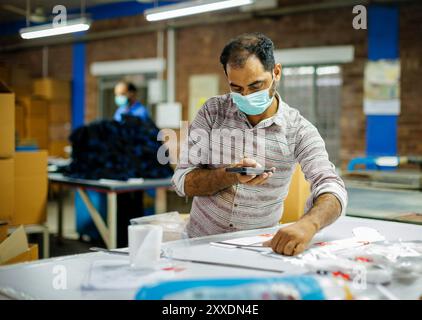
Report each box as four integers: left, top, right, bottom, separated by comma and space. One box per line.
72, 41, 86, 130
366, 5, 399, 157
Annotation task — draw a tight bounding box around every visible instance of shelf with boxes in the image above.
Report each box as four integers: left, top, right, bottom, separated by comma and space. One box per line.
0, 80, 50, 258
16, 77, 72, 158
1, 63, 72, 158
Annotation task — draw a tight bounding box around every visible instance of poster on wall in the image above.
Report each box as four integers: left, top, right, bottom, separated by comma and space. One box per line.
188, 74, 219, 122
363, 60, 400, 115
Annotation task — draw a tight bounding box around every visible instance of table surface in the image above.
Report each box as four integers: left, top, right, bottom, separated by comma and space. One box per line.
0, 216, 421, 300
48, 173, 173, 192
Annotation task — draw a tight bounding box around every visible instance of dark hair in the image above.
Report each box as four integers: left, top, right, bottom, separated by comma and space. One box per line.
118, 81, 137, 93
219, 33, 275, 74
126, 82, 137, 93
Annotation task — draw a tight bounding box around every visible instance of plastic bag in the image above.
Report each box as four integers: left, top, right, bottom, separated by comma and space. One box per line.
130, 211, 188, 242
135, 275, 353, 300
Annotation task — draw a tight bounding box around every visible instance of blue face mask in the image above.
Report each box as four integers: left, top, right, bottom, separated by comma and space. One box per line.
231, 77, 275, 116
115, 95, 128, 108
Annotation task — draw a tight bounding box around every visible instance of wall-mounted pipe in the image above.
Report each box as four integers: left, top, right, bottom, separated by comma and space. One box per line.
166, 28, 175, 103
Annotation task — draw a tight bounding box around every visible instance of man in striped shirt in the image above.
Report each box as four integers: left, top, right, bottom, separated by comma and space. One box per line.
172, 33, 347, 256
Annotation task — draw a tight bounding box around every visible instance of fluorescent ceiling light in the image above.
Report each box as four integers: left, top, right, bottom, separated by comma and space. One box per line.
145, 0, 254, 22
20, 18, 91, 39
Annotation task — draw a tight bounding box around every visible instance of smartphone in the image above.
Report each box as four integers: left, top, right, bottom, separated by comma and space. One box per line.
225, 167, 273, 176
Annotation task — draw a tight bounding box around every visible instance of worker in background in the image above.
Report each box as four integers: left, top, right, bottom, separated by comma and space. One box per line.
113, 81, 149, 122
172, 33, 348, 256
112, 81, 152, 247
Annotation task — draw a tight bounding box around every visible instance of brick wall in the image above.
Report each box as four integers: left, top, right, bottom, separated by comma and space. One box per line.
175, 7, 368, 168
399, 4, 422, 156
85, 34, 158, 121
0, 3, 421, 169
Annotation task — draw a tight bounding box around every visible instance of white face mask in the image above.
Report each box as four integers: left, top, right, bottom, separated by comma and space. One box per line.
115, 95, 128, 108
230, 76, 275, 116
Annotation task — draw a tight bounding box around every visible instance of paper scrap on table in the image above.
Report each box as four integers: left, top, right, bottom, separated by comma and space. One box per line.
262, 227, 386, 262
310, 227, 385, 252
82, 260, 176, 290
209, 227, 386, 262
210, 233, 274, 249
352, 227, 385, 242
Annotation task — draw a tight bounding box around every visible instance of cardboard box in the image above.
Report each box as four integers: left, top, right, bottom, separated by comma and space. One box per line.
15, 103, 25, 139
13, 86, 33, 97
3, 244, 38, 265
10, 67, 31, 87
48, 100, 71, 123
49, 123, 71, 141
13, 151, 48, 226
0, 81, 15, 158
17, 95, 48, 117
0, 64, 10, 84
0, 158, 14, 223
10, 67, 32, 97
33, 78, 70, 100
48, 140, 70, 158
25, 117, 48, 135
0, 225, 38, 265
0, 221, 8, 243
25, 117, 48, 149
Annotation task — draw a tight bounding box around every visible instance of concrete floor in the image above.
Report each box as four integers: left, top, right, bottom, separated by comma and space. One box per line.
47, 190, 79, 240
35, 191, 93, 258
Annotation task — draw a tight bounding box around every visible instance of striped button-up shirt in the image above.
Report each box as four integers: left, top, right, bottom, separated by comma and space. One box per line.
172, 93, 347, 238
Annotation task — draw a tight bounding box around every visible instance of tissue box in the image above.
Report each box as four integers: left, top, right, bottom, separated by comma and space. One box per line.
130, 211, 187, 242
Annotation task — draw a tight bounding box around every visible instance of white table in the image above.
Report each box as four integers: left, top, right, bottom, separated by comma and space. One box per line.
0, 217, 421, 300
48, 173, 173, 249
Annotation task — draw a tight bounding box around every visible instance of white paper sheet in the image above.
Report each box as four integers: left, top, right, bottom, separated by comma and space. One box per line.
82, 260, 175, 290
210, 233, 274, 248
210, 227, 386, 259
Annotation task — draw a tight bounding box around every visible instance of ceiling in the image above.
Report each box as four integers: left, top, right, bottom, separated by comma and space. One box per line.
0, 0, 144, 24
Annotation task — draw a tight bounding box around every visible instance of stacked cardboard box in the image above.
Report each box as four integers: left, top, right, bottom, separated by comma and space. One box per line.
17, 96, 49, 149
1, 67, 72, 157
33, 78, 71, 158
0, 81, 48, 229
0, 150, 48, 227
0, 224, 39, 266
10, 67, 32, 97
0, 63, 10, 85
13, 151, 48, 226
0, 82, 15, 224
15, 102, 25, 140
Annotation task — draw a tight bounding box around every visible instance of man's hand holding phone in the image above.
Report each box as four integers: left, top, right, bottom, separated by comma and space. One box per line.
226, 158, 275, 186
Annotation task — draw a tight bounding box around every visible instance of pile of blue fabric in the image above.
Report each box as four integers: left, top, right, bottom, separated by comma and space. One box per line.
65, 116, 173, 180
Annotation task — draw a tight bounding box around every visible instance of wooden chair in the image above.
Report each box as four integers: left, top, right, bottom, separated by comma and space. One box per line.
280, 164, 310, 224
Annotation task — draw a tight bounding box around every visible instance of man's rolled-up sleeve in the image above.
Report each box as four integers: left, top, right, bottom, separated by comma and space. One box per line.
172, 166, 198, 197
172, 102, 214, 197
294, 116, 348, 216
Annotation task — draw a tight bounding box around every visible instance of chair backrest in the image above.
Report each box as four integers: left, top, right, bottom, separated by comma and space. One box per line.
280, 164, 310, 224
